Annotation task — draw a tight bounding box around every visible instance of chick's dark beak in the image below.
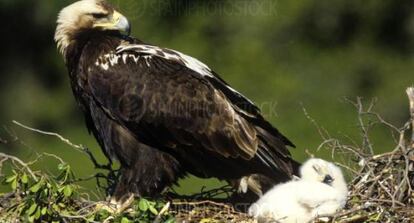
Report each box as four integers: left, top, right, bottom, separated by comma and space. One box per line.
323, 175, 334, 185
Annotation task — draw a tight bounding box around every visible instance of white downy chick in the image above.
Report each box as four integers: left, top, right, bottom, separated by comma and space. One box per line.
248, 158, 348, 223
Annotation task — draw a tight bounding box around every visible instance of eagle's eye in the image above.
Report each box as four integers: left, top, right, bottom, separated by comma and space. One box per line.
91, 13, 108, 19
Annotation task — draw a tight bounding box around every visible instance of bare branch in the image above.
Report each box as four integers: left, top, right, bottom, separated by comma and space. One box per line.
0, 152, 37, 181
12, 120, 84, 151
406, 87, 414, 144
12, 120, 112, 170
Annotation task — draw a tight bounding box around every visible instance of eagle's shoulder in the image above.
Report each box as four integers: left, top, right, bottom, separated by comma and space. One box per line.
115, 43, 213, 77
114, 42, 262, 113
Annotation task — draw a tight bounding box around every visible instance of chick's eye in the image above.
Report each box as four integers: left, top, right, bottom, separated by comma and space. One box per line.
91, 13, 107, 19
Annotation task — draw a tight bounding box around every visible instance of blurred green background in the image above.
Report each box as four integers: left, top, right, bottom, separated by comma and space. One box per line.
0, 0, 413, 197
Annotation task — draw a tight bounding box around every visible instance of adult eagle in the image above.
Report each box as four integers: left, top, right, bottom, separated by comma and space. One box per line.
55, 0, 299, 204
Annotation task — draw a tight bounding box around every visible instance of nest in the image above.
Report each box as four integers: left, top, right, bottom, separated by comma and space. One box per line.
170, 92, 414, 223
167, 136, 414, 223
326, 148, 414, 223
170, 201, 253, 223
168, 143, 414, 223
167, 151, 414, 223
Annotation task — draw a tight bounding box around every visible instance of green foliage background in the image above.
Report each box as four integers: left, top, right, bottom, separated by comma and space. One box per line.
0, 0, 413, 196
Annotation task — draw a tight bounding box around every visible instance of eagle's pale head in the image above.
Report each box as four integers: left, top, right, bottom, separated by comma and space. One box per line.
55, 0, 130, 56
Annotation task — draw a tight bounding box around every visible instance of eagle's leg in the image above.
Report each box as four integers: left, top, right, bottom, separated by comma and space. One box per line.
101, 145, 182, 213
228, 174, 281, 212
230, 175, 267, 196
90, 119, 183, 213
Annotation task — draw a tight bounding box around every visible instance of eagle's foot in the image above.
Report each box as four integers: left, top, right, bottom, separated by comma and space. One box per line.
95, 193, 135, 215
109, 193, 135, 214
95, 202, 116, 215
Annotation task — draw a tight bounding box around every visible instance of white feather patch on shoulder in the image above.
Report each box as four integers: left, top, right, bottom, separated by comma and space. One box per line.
116, 44, 255, 105
94, 51, 152, 70
116, 44, 213, 77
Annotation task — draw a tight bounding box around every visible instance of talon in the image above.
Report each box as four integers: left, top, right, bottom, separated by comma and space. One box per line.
95, 201, 117, 213
115, 193, 135, 214
95, 193, 135, 214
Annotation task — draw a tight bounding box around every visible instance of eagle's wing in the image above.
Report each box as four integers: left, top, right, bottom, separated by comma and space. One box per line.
116, 44, 295, 149
86, 43, 294, 170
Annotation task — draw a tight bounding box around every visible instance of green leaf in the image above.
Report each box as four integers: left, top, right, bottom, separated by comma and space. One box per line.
96, 209, 110, 220
149, 205, 158, 215
164, 217, 176, 223
27, 203, 37, 216
138, 199, 149, 212
58, 186, 64, 193
5, 175, 17, 183
30, 180, 42, 193
60, 210, 70, 216
63, 185, 73, 197
52, 204, 60, 212
21, 173, 29, 184
121, 217, 131, 223
34, 207, 41, 220
148, 200, 156, 206
86, 215, 95, 222
11, 178, 18, 190
41, 207, 47, 215
58, 163, 67, 170
28, 215, 35, 223
41, 188, 49, 198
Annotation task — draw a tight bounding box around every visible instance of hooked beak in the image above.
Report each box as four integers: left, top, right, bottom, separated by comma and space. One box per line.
93, 10, 131, 36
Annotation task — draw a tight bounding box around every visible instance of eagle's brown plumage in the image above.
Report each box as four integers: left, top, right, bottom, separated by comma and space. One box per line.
55, 0, 299, 203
